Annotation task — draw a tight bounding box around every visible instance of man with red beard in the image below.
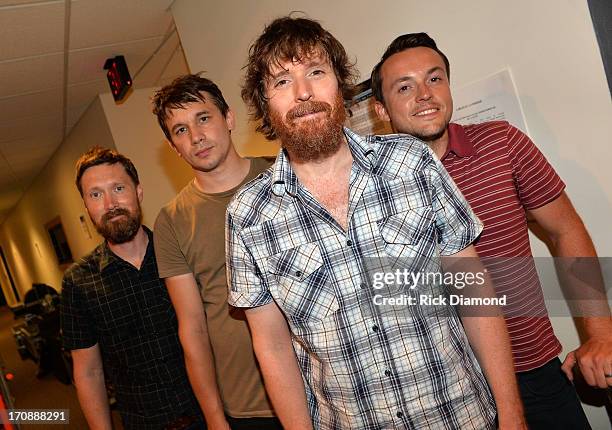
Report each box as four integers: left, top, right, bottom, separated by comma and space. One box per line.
227, 16, 526, 430
61, 147, 203, 430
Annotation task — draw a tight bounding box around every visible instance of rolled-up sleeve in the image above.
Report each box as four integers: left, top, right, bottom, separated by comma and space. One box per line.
226, 208, 273, 308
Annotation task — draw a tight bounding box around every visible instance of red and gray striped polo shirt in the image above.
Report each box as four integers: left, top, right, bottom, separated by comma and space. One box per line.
441, 121, 565, 372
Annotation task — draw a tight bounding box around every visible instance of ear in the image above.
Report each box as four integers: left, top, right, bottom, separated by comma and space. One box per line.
374, 101, 391, 122
136, 183, 144, 203
225, 109, 236, 131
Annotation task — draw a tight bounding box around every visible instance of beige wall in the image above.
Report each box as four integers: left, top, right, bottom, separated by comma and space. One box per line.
99, 88, 193, 227
0, 98, 113, 303
171, 0, 612, 425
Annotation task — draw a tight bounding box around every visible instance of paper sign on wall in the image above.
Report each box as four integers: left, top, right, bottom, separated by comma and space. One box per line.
451, 68, 528, 134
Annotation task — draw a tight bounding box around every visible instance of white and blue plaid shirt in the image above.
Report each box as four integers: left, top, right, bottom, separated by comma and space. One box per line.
226, 128, 496, 429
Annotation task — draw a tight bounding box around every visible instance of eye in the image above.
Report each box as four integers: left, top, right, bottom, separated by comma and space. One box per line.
174, 126, 187, 136
89, 191, 102, 200
198, 115, 210, 124
274, 79, 290, 88
114, 185, 125, 193
310, 69, 325, 77
398, 84, 412, 93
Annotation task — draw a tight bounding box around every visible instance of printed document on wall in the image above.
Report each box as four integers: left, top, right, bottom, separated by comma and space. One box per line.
451, 68, 528, 134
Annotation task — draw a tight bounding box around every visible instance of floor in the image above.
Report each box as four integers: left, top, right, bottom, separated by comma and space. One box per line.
0, 306, 122, 429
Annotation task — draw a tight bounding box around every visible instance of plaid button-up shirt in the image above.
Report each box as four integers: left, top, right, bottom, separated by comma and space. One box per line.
227, 128, 496, 429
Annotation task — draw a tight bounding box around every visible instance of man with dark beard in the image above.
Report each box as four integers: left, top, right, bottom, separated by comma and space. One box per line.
60, 147, 203, 430
227, 16, 526, 430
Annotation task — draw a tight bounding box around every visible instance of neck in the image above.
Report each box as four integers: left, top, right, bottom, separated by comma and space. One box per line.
289, 138, 353, 182
194, 148, 251, 194
107, 226, 148, 269
425, 128, 450, 159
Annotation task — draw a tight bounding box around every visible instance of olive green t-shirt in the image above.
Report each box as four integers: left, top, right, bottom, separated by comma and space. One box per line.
154, 158, 273, 418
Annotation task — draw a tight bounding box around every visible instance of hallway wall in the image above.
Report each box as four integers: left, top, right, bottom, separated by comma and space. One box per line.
0, 99, 113, 301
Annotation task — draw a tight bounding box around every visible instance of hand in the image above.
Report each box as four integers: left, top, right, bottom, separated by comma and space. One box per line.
205, 415, 231, 430
561, 336, 612, 388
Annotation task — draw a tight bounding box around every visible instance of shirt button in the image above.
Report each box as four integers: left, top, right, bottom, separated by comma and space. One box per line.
372, 325, 379, 332
384, 370, 391, 377
346, 240, 352, 246
295, 270, 302, 278
397, 411, 404, 418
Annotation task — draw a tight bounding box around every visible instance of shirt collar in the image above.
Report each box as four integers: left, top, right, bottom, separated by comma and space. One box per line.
270, 127, 376, 197
99, 225, 152, 272
441, 123, 475, 160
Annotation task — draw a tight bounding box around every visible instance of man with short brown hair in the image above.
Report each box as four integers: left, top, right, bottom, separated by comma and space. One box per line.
61, 147, 202, 430
152, 75, 280, 430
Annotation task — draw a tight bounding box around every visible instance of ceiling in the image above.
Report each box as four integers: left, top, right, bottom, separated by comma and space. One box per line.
0, 0, 189, 224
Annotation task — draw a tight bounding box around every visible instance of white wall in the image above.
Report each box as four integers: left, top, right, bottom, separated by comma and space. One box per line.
171, 0, 612, 426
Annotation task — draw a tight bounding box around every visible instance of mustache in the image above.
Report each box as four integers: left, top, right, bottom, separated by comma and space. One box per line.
102, 207, 131, 223
286, 101, 332, 121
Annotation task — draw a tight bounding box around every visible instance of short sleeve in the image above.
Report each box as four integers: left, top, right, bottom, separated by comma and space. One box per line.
225, 209, 273, 308
427, 150, 483, 255
154, 208, 191, 278
506, 125, 565, 210
60, 271, 97, 350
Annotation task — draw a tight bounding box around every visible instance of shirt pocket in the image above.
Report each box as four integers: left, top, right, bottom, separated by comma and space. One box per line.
267, 242, 339, 325
377, 206, 436, 270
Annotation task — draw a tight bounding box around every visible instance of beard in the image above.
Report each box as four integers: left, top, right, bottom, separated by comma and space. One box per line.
93, 206, 142, 244
270, 93, 347, 163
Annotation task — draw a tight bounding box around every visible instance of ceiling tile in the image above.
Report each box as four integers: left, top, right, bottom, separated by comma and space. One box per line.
66, 103, 90, 128
0, 0, 49, 6
0, 1, 64, 60
69, 0, 173, 49
135, 32, 190, 87
68, 79, 109, 108
159, 46, 190, 82
68, 38, 161, 85
0, 136, 59, 162
0, 53, 64, 97
0, 113, 62, 143
0, 88, 63, 124
0, 155, 16, 189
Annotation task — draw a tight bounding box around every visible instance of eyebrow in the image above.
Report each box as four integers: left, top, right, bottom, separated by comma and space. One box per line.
390, 66, 445, 87
171, 110, 210, 132
268, 56, 328, 81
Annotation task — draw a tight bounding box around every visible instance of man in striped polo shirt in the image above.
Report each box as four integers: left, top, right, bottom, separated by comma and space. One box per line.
372, 32, 612, 429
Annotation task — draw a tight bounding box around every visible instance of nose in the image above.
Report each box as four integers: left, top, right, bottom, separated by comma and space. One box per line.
103, 192, 118, 211
415, 83, 431, 102
294, 77, 313, 102
192, 131, 205, 146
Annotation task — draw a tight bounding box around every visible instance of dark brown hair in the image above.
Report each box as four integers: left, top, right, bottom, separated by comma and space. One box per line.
151, 74, 230, 142
241, 15, 357, 140
75, 146, 139, 196
371, 32, 450, 105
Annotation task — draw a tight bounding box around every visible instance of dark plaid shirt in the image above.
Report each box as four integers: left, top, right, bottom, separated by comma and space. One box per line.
227, 128, 496, 429
61, 227, 201, 430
